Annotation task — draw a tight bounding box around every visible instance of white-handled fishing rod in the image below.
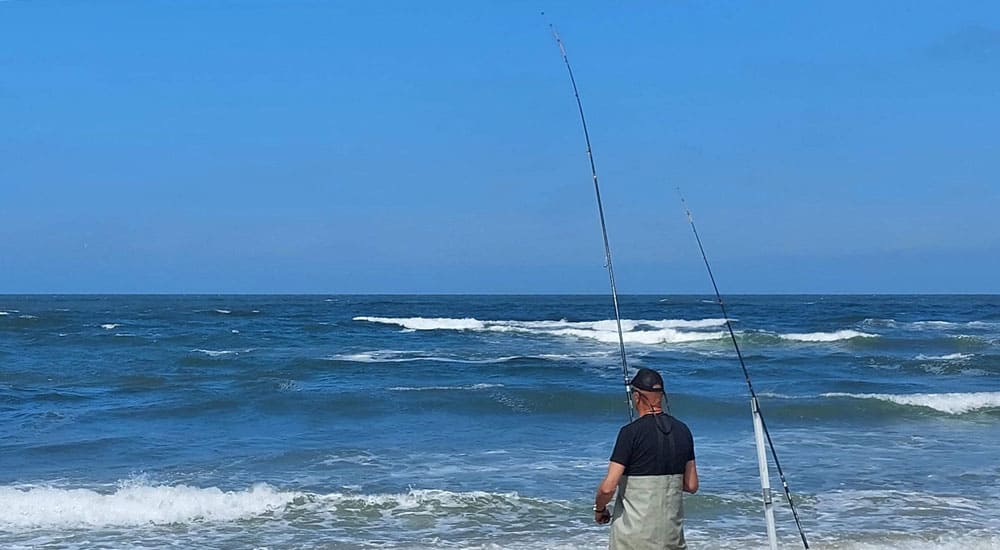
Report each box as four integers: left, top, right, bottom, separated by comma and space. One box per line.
679, 191, 810, 549
547, 18, 633, 421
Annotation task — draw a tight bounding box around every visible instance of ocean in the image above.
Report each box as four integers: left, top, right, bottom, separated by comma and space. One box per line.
1, 294, 998, 549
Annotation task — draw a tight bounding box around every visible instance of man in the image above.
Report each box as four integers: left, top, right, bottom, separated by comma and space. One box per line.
593, 368, 698, 550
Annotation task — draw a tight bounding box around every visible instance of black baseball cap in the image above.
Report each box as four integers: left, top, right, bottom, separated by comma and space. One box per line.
629, 368, 664, 392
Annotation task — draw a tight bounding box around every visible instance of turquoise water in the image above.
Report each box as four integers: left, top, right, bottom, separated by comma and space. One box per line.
2, 295, 998, 549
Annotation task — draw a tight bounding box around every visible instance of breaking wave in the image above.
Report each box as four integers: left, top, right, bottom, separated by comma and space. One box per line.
354, 316, 886, 347
779, 330, 877, 342
0, 482, 561, 531
915, 353, 973, 361
191, 348, 253, 357
822, 392, 1000, 414
0, 481, 297, 529
353, 316, 728, 345
388, 383, 505, 391
864, 318, 1000, 331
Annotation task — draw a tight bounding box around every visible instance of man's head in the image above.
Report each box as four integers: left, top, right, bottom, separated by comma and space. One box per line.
629, 368, 664, 393
629, 368, 665, 414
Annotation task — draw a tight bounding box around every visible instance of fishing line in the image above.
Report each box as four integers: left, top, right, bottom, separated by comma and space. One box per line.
679, 191, 810, 548
545, 17, 633, 421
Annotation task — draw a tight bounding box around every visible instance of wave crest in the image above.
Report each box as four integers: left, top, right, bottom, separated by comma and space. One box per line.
0, 482, 563, 532
823, 392, 1000, 414
389, 383, 505, 391
0, 482, 297, 529
353, 316, 728, 345
779, 330, 877, 342
915, 353, 973, 361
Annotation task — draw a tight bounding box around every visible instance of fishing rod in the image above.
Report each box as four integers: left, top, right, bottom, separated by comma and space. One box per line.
679, 191, 810, 549
546, 19, 633, 421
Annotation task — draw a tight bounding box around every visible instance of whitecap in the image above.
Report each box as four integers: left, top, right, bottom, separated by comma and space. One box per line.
909, 320, 980, 330
548, 327, 725, 345
214, 309, 231, 314
354, 316, 485, 331
389, 383, 505, 391
862, 318, 897, 328
915, 353, 973, 361
822, 391, 1000, 414
354, 316, 729, 346
0, 482, 297, 529
100, 323, 120, 330
639, 318, 730, 329
327, 351, 528, 364
310, 488, 545, 512
779, 330, 877, 342
906, 320, 999, 331
192, 348, 252, 357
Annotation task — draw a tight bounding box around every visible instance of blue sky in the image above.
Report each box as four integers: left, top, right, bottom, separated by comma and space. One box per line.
1, 1, 998, 293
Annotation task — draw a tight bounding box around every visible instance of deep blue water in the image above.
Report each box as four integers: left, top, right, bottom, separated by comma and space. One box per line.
2, 295, 999, 549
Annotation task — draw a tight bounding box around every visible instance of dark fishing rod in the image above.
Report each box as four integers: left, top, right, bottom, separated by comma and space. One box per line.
547, 19, 633, 421
679, 191, 810, 549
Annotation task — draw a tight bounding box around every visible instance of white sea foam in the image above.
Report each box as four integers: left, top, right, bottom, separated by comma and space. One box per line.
646, 318, 730, 329
779, 330, 877, 342
548, 326, 725, 345
867, 318, 999, 332
0, 311, 8, 316
0, 482, 298, 529
313, 488, 535, 510
327, 351, 525, 364
100, 323, 120, 330
0, 482, 556, 532
353, 316, 728, 346
862, 317, 895, 328
214, 309, 231, 314
915, 353, 973, 361
823, 391, 1000, 414
911, 320, 959, 329
389, 383, 505, 392
355, 316, 486, 331
192, 348, 252, 357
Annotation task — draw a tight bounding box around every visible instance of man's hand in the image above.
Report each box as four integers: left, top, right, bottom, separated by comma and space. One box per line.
594, 461, 624, 525
594, 508, 611, 524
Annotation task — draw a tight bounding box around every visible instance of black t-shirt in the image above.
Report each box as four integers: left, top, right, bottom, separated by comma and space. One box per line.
610, 413, 695, 476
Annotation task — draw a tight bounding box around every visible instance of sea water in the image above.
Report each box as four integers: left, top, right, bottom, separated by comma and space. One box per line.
1, 295, 998, 549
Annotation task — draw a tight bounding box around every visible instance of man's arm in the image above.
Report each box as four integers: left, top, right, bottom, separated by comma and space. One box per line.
593, 461, 625, 524
683, 459, 699, 493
